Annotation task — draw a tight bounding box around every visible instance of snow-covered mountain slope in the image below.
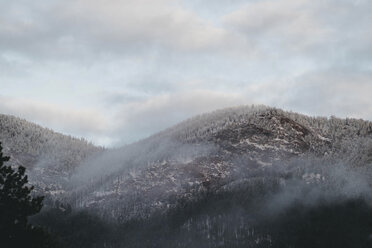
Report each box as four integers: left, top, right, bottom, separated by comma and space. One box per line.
0, 114, 104, 193
65, 106, 372, 219
2, 106, 372, 220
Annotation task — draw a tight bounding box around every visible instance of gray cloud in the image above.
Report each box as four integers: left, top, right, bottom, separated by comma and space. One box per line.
104, 68, 372, 145
1, 0, 370, 62
281, 68, 372, 119
223, 0, 372, 63
0, 0, 250, 62
0, 95, 108, 139
107, 90, 248, 145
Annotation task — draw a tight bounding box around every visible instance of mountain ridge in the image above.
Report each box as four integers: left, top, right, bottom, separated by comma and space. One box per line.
62, 106, 372, 219
1, 106, 372, 220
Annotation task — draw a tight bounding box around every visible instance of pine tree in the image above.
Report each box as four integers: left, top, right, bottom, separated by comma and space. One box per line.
0, 142, 58, 248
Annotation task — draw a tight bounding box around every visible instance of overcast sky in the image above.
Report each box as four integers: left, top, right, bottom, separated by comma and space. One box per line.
1, 0, 371, 147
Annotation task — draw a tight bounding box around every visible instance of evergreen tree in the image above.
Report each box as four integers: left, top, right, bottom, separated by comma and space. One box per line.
0, 142, 58, 248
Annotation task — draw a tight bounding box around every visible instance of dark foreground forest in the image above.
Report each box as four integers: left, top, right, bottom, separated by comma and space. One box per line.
32, 181, 372, 248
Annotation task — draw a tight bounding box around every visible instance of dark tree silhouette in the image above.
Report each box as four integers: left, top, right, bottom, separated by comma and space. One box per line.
0, 142, 58, 248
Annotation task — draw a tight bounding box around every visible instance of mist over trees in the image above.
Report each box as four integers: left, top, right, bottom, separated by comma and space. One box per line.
33, 174, 372, 248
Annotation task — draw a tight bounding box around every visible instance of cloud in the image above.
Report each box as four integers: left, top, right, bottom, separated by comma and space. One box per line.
0, 95, 108, 137
0, 0, 249, 62
98, 64, 372, 146
224, 0, 327, 41
281, 68, 372, 119
107, 90, 249, 145
60, 0, 229, 50
223, 0, 372, 62
1, 0, 371, 62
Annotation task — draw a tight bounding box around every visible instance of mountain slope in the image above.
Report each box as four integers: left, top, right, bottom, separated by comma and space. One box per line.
67, 106, 372, 219
28, 105, 372, 248
4, 106, 372, 247
2, 106, 372, 217
0, 114, 104, 194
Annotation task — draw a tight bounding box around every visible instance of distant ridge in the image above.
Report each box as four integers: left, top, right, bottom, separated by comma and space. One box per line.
0, 113, 103, 172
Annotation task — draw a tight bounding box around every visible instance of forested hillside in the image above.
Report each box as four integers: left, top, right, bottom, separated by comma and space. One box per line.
0, 114, 103, 171
3, 106, 372, 247
0, 114, 104, 197
158, 105, 372, 146
58, 106, 372, 222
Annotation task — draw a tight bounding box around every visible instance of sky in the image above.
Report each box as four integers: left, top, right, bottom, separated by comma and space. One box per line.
0, 0, 371, 147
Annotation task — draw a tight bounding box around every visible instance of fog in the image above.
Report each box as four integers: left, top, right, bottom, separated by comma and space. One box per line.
59, 128, 372, 222
28, 116, 372, 247
262, 158, 372, 216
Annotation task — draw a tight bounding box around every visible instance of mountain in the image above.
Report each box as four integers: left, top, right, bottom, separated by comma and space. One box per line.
2, 106, 372, 210
3, 105, 372, 247
55, 105, 372, 218
0, 114, 104, 194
